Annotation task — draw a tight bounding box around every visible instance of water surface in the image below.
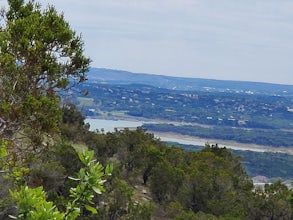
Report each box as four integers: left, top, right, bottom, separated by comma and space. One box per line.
85, 118, 277, 153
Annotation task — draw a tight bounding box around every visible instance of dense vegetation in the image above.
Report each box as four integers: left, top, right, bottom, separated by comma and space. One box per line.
143, 123, 293, 147
5, 104, 291, 219
72, 82, 293, 147
75, 81, 293, 130
237, 151, 293, 180
1, 1, 293, 219
174, 142, 293, 180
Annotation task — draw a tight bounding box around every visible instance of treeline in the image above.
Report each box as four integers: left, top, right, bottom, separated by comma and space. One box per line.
1, 104, 293, 219
236, 150, 293, 179
143, 123, 293, 147
45, 106, 293, 219
174, 142, 293, 179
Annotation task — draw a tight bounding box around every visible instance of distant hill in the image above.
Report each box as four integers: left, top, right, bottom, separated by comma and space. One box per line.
87, 68, 293, 96
71, 68, 293, 149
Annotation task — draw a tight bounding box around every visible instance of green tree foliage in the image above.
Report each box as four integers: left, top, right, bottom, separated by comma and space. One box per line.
78, 126, 293, 219
0, 0, 90, 156
1, 1, 293, 219
150, 161, 184, 203
9, 185, 65, 220
0, 138, 8, 172
2, 107, 292, 219
84, 128, 244, 219
9, 150, 111, 220
60, 103, 88, 142
247, 181, 293, 220
0, 1, 92, 217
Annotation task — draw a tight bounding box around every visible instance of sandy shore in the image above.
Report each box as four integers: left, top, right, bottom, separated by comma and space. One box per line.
151, 131, 293, 155
86, 117, 293, 155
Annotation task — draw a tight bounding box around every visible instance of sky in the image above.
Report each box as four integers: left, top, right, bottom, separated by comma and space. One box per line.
2, 0, 293, 85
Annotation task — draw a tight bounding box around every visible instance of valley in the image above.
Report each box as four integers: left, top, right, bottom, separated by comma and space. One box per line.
70, 68, 293, 148
65, 68, 293, 180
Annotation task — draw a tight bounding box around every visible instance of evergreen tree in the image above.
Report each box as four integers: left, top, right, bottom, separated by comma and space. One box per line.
0, 0, 90, 158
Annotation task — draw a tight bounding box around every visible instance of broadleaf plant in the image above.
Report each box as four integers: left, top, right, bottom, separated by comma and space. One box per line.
9, 150, 111, 220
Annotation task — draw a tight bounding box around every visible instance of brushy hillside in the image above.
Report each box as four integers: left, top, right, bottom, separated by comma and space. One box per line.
1, 1, 293, 219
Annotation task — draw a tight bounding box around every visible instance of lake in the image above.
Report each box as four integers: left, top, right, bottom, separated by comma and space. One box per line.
85, 118, 275, 153
85, 118, 144, 133
85, 118, 206, 146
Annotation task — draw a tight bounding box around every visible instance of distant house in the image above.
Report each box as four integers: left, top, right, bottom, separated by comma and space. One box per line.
252, 175, 271, 190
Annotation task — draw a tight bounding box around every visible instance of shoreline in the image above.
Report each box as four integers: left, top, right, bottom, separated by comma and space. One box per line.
86, 117, 293, 155
151, 131, 293, 155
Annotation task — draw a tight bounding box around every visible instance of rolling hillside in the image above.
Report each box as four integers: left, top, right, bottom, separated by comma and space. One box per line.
87, 68, 293, 96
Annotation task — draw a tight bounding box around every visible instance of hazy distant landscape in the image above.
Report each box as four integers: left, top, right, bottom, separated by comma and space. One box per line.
87, 68, 293, 95
72, 68, 293, 148
65, 68, 293, 180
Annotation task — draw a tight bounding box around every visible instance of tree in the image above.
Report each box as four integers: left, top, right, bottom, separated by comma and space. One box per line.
0, 0, 90, 157
247, 181, 293, 220
150, 161, 184, 203
177, 149, 251, 218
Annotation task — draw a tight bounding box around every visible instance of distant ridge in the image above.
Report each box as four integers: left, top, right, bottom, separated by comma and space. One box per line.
87, 68, 293, 96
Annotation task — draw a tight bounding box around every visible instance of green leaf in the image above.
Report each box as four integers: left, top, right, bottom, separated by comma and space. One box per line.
92, 186, 102, 194
68, 176, 80, 181
0, 141, 8, 157
84, 205, 97, 214
105, 164, 113, 176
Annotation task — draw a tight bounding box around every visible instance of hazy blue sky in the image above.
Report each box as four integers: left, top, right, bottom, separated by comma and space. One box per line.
3, 0, 293, 85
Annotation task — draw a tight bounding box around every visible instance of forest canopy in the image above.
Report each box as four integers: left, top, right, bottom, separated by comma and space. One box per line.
0, 0, 90, 156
